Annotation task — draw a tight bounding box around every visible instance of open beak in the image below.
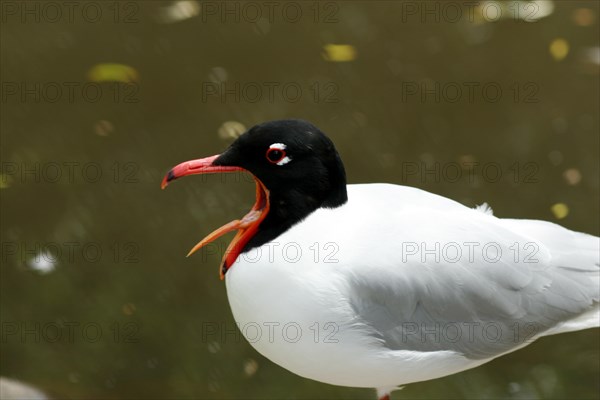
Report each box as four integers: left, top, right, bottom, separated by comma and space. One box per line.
161, 155, 270, 280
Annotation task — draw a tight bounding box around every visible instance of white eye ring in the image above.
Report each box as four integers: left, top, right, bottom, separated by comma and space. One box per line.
267, 143, 292, 166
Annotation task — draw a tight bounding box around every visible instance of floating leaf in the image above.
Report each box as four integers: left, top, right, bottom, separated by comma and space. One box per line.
550, 203, 569, 219
122, 303, 137, 316
27, 252, 56, 274
580, 47, 600, 67
549, 39, 569, 61
218, 121, 246, 140
243, 359, 259, 377
156, 0, 200, 24
322, 44, 357, 62
94, 120, 114, 137
0, 173, 12, 189
87, 63, 139, 83
572, 8, 595, 27
563, 168, 582, 185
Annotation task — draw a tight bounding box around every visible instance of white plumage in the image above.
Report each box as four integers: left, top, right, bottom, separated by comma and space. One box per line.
226, 184, 599, 395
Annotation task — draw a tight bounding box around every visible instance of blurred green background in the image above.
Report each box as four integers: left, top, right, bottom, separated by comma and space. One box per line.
1, 1, 598, 399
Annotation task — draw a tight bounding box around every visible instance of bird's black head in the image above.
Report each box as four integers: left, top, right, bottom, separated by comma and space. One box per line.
214, 119, 348, 210
162, 119, 348, 276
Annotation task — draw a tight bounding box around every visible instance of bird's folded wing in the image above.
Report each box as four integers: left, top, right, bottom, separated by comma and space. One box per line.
344, 212, 599, 360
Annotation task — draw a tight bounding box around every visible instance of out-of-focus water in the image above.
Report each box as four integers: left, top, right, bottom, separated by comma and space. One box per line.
1, 1, 598, 399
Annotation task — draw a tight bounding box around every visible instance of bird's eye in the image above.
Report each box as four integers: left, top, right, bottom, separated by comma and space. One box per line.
266, 148, 285, 163
266, 143, 291, 165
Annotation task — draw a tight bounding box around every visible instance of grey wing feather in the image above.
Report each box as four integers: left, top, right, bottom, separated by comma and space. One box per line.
347, 218, 599, 360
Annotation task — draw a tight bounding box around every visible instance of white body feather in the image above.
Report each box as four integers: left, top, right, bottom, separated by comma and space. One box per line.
225, 184, 599, 389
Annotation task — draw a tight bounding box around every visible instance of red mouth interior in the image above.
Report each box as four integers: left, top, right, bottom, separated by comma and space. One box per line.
181, 175, 270, 280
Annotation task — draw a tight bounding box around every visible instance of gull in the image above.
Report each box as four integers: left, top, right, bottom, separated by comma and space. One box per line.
162, 119, 599, 399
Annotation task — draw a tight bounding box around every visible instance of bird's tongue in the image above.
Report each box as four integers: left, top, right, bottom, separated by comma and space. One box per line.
161, 155, 270, 279
187, 210, 263, 257
186, 178, 269, 279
